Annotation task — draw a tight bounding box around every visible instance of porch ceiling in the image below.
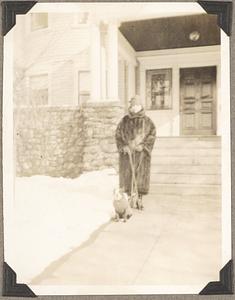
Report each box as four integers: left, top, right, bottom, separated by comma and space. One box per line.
119, 14, 220, 52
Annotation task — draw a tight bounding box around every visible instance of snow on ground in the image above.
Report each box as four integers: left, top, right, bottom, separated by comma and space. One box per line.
6, 168, 118, 283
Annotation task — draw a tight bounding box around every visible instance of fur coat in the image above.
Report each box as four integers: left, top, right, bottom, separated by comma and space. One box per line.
115, 108, 156, 195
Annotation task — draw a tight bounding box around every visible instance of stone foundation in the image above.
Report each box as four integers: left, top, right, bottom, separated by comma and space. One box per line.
14, 102, 124, 177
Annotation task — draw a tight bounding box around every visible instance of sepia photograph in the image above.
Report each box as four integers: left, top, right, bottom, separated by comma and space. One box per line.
2, 1, 232, 296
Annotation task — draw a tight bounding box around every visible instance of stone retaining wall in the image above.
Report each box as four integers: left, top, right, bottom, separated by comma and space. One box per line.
82, 102, 123, 171
14, 107, 84, 177
14, 102, 124, 177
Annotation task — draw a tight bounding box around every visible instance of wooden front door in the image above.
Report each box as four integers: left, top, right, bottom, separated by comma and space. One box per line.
180, 66, 216, 135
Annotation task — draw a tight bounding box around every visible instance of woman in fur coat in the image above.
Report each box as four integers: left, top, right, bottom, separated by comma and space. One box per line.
115, 96, 156, 207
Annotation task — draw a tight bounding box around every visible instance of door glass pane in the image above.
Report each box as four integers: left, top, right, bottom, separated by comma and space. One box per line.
146, 68, 172, 110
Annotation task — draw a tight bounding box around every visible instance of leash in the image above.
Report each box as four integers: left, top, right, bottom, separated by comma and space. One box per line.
128, 149, 144, 198
128, 150, 138, 198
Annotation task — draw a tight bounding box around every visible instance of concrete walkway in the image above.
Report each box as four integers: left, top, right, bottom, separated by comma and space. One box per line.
31, 191, 221, 286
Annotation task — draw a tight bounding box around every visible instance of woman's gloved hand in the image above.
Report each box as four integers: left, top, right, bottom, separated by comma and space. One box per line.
122, 145, 131, 154
135, 144, 144, 152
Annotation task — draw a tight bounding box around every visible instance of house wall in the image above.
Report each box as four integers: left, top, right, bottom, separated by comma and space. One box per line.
14, 15, 137, 107
137, 46, 221, 136
51, 60, 74, 106
22, 13, 90, 67
14, 14, 91, 106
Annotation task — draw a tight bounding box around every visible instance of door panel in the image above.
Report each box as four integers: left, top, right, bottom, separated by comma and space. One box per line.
201, 112, 213, 127
180, 66, 216, 135
183, 113, 196, 129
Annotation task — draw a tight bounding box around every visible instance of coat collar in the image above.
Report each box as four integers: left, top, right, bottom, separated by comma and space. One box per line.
127, 107, 145, 119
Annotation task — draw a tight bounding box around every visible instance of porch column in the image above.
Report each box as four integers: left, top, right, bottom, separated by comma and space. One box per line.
127, 63, 136, 101
107, 22, 119, 100
90, 23, 101, 101
101, 46, 107, 100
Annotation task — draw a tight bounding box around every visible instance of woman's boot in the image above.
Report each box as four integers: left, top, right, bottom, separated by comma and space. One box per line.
137, 193, 144, 210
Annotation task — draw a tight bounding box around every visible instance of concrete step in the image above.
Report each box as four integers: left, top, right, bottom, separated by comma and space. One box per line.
150, 183, 221, 196
151, 164, 221, 175
145, 193, 221, 202
154, 142, 221, 149
155, 136, 221, 141
150, 173, 220, 185
151, 155, 221, 165
153, 137, 221, 149
152, 148, 221, 156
